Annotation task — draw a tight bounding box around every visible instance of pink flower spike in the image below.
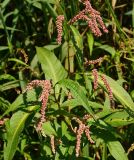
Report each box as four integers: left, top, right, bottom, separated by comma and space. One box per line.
56, 15, 64, 44
101, 75, 113, 101
23, 80, 51, 131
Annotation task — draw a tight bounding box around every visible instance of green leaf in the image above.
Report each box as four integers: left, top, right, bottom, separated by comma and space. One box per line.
104, 110, 134, 127
125, 10, 132, 15
70, 25, 83, 67
42, 1, 58, 19
0, 80, 20, 92
36, 47, 67, 85
0, 74, 15, 81
95, 43, 116, 57
1, 0, 11, 9
8, 58, 28, 66
87, 33, 94, 56
4, 105, 38, 160
61, 99, 103, 110
99, 74, 134, 112
42, 121, 57, 136
0, 97, 10, 110
61, 41, 69, 62
92, 120, 128, 159
1, 90, 39, 118
25, 0, 56, 5
124, 57, 134, 62
44, 44, 59, 51
61, 99, 81, 109
59, 79, 95, 117
0, 46, 9, 51
107, 141, 128, 160
36, 47, 67, 98
70, 26, 83, 51
0, 25, 22, 32
61, 121, 68, 136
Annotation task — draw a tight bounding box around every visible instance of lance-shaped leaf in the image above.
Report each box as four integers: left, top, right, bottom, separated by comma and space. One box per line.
36, 47, 67, 98
70, 26, 83, 68
1, 90, 39, 118
107, 141, 128, 160
36, 47, 67, 85
59, 79, 95, 117
42, 121, 57, 136
4, 105, 39, 160
104, 110, 134, 127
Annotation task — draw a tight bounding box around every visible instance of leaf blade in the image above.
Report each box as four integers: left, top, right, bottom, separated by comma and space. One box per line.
107, 141, 128, 160
59, 79, 95, 117
4, 105, 38, 160
36, 47, 67, 85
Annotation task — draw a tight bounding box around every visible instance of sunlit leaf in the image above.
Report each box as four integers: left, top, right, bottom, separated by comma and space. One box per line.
4, 105, 39, 160
59, 79, 95, 117
1, 90, 39, 118
87, 33, 94, 56
104, 110, 134, 127
36, 47, 67, 85
36, 47, 67, 98
107, 141, 128, 160
42, 121, 57, 136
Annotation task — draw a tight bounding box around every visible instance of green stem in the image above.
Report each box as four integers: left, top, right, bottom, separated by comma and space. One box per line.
102, 143, 107, 160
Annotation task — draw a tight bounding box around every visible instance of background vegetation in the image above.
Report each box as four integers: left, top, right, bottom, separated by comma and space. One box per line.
0, 0, 134, 159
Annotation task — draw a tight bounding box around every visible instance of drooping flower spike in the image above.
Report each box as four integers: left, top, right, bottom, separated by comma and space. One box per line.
56, 15, 64, 44
23, 80, 52, 131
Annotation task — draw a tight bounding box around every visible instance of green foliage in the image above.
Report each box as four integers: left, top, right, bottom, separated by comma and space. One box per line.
4, 106, 39, 160
0, 0, 134, 160
107, 141, 128, 160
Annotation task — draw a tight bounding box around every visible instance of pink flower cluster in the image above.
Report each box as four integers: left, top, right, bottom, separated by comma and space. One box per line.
84, 57, 113, 101
70, 0, 108, 36
84, 57, 103, 65
92, 72, 113, 101
101, 75, 113, 101
23, 80, 51, 131
92, 71, 113, 101
56, 15, 64, 44
73, 116, 94, 157
55, 0, 108, 44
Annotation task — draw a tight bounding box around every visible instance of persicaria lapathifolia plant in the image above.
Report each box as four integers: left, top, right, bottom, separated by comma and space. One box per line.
1, 0, 134, 159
